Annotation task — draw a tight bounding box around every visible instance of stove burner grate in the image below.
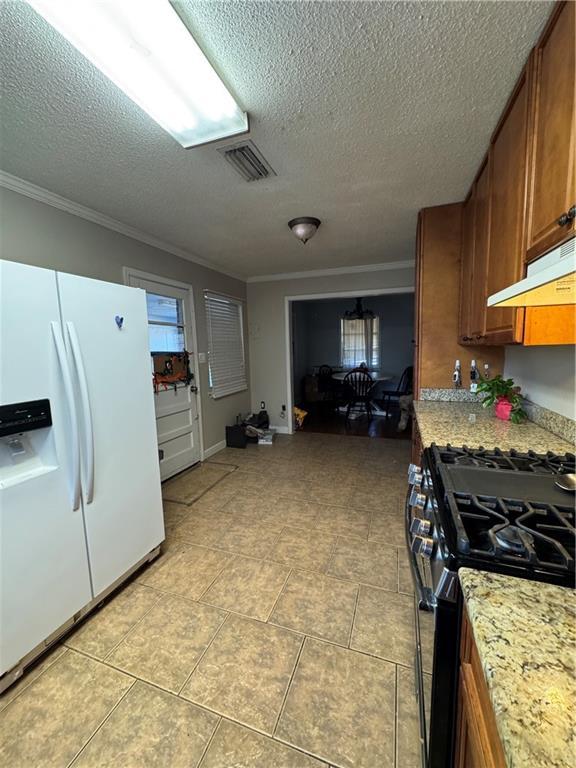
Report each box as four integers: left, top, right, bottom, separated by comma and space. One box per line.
434, 445, 575, 475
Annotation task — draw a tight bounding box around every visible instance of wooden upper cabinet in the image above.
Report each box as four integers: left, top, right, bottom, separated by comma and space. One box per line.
484, 64, 530, 344
525, 0, 576, 261
469, 160, 490, 341
458, 192, 475, 342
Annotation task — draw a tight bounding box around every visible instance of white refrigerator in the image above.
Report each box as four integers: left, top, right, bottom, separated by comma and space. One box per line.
0, 259, 164, 690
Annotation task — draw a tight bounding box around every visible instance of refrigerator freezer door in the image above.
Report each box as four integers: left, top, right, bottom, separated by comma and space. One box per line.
0, 261, 92, 675
57, 272, 164, 596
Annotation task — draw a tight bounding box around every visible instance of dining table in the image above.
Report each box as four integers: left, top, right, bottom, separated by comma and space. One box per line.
332, 370, 395, 417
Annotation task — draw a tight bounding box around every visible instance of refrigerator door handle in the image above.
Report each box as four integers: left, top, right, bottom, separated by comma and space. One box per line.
51, 321, 81, 511
66, 321, 95, 504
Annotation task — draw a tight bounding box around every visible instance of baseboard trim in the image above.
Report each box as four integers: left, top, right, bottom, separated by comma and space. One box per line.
202, 440, 226, 460
271, 425, 291, 435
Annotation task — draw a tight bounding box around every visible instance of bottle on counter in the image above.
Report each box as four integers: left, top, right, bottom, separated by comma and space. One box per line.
470, 359, 480, 393
483, 363, 491, 380
453, 359, 462, 389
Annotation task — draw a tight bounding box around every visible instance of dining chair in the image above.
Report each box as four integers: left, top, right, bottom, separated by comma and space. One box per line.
343, 368, 374, 420
379, 365, 414, 414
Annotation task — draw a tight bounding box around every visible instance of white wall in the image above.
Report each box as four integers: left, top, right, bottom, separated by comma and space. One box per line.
247, 266, 415, 428
504, 345, 576, 420
0, 186, 250, 452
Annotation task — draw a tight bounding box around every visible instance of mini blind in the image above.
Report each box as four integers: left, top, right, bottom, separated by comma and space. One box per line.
204, 291, 247, 399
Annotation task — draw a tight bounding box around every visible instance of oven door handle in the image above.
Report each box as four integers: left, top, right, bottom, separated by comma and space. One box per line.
405, 489, 433, 611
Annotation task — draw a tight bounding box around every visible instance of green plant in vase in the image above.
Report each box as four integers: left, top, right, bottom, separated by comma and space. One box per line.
476, 375, 527, 424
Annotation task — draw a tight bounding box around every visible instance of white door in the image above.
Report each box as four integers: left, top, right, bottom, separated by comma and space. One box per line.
0, 261, 92, 674
126, 275, 201, 480
57, 272, 164, 597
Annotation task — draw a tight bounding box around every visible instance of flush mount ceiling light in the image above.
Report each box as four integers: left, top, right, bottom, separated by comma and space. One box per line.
288, 217, 321, 244
27, 0, 248, 149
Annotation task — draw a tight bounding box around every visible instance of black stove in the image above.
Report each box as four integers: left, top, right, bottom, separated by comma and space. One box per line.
407, 444, 576, 768
427, 444, 576, 586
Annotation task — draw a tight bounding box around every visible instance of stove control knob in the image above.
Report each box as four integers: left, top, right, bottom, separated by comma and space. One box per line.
410, 490, 427, 510
410, 516, 432, 536
411, 535, 434, 559
408, 464, 422, 478
409, 471, 423, 487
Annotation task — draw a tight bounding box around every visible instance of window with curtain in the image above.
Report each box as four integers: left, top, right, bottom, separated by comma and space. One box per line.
340, 317, 380, 369
205, 291, 247, 398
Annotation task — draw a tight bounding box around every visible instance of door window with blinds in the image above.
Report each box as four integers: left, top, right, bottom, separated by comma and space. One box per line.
204, 291, 247, 398
146, 293, 185, 352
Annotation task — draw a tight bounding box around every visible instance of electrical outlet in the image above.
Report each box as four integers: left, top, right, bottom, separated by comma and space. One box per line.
260, 401, 266, 410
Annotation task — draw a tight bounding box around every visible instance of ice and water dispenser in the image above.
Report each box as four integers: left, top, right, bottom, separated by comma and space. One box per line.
0, 400, 54, 487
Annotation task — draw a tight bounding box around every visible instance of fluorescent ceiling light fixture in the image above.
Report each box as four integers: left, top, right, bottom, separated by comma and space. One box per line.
27, 0, 249, 148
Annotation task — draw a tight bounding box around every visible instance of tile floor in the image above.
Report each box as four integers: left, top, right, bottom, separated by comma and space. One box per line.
0, 432, 432, 768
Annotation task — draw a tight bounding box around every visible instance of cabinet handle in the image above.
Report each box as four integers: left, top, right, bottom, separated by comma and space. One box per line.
558, 212, 570, 226
461, 335, 472, 342
475, 334, 485, 340
567, 206, 576, 222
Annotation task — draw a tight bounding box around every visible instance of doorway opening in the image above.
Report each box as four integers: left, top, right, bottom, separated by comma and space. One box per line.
124, 269, 203, 480
287, 289, 415, 438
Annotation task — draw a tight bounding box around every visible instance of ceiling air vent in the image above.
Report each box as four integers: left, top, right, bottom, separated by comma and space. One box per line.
217, 139, 276, 182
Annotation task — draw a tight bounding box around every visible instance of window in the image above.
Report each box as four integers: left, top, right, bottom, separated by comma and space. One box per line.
146, 293, 185, 352
205, 291, 247, 398
340, 317, 380, 369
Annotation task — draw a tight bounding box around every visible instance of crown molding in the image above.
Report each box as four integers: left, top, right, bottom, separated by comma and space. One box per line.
0, 170, 244, 282
246, 259, 415, 283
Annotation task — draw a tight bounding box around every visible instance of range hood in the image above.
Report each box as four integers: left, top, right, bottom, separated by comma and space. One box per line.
487, 237, 575, 307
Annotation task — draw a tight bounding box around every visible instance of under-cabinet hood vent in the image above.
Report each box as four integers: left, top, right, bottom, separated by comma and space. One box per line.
487, 237, 576, 307
217, 139, 276, 182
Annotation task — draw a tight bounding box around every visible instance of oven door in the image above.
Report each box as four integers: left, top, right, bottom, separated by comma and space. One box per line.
405, 489, 461, 768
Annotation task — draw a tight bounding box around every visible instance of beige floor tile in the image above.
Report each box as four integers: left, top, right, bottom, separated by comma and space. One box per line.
269, 570, 358, 646
368, 510, 405, 546
162, 500, 191, 531
71, 681, 218, 768
326, 537, 398, 590
313, 504, 371, 540
107, 595, 226, 693
200, 719, 327, 768
181, 615, 302, 735
262, 498, 324, 529
0, 649, 133, 768
398, 549, 415, 595
420, 608, 435, 675
201, 556, 290, 620
138, 545, 231, 600
396, 665, 432, 768
306, 485, 353, 507
0, 644, 66, 713
350, 485, 406, 512
221, 492, 278, 523
267, 527, 337, 572
162, 464, 233, 504
135, 540, 189, 583
351, 587, 415, 665
173, 514, 231, 548
276, 638, 395, 768
216, 521, 283, 558
190, 491, 233, 514
65, 583, 162, 658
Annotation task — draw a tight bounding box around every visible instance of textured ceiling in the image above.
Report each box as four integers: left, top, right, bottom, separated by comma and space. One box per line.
0, 1, 552, 278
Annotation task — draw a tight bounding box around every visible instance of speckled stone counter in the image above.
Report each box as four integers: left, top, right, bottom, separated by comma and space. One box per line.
414, 400, 574, 454
459, 569, 576, 768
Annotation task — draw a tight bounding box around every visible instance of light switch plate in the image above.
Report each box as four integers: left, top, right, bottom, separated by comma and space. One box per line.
198, 352, 207, 364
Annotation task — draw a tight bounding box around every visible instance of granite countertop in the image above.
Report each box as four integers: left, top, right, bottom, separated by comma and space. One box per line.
414, 400, 574, 454
459, 569, 576, 768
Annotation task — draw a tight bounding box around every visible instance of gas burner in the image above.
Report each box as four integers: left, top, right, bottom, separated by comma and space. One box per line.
434, 445, 576, 475
492, 525, 534, 555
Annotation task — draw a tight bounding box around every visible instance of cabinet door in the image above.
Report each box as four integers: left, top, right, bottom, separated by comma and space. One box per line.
485, 65, 530, 344
458, 192, 475, 343
526, 0, 576, 260
469, 161, 490, 341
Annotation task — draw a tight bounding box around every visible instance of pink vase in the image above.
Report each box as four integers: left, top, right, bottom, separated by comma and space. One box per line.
495, 396, 513, 421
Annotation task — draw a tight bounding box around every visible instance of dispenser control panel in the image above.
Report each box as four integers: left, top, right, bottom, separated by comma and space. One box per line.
0, 399, 52, 438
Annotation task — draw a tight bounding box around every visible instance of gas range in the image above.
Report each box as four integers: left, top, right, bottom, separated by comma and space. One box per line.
408, 444, 576, 594
405, 444, 575, 768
